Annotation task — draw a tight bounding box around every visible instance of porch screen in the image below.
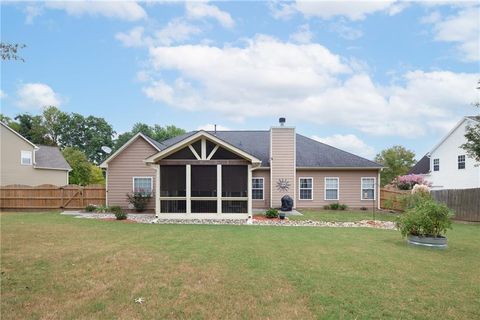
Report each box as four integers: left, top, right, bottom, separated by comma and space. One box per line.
222, 165, 247, 197
165, 147, 197, 159
210, 146, 243, 159
191, 165, 217, 197
160, 165, 186, 196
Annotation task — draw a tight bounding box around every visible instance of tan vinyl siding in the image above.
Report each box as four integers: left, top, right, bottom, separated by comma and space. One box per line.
107, 137, 157, 210
295, 169, 380, 209
0, 125, 68, 186
252, 169, 270, 209
270, 127, 296, 207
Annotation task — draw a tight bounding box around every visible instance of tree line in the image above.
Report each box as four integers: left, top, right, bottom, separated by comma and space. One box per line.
1, 107, 185, 185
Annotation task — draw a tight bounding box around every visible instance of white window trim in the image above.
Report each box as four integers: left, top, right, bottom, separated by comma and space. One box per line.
298, 177, 313, 200
324, 177, 339, 201
132, 176, 153, 193
361, 177, 376, 201
252, 177, 264, 201
20, 150, 32, 166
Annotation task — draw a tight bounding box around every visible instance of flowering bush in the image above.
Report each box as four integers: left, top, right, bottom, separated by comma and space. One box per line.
412, 184, 430, 196
395, 174, 432, 190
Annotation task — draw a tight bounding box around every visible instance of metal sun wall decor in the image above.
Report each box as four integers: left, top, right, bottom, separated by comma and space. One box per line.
276, 178, 290, 192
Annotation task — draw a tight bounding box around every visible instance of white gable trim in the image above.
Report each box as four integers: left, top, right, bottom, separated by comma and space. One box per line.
144, 130, 262, 165
430, 117, 478, 155
99, 132, 161, 168
1, 121, 38, 149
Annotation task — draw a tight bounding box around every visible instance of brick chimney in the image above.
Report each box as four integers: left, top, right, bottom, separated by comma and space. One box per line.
270, 117, 296, 208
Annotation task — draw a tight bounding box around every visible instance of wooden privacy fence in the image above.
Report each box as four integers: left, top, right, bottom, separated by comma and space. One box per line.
431, 188, 480, 222
0, 184, 105, 210
380, 188, 408, 211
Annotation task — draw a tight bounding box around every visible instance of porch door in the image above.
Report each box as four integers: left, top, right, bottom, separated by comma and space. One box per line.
191, 165, 217, 213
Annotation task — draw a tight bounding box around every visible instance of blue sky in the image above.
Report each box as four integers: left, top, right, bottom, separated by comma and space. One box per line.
1, 1, 479, 160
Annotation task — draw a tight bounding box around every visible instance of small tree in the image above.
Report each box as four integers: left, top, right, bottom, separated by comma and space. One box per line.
375, 146, 416, 186
461, 80, 480, 164
62, 147, 105, 185
126, 191, 152, 212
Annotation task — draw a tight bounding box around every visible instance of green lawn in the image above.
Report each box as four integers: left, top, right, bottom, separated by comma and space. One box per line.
290, 209, 399, 222
1, 212, 479, 319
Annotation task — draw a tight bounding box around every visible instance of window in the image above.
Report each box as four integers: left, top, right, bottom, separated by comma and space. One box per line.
252, 177, 264, 200
191, 165, 217, 197
160, 166, 186, 197
458, 155, 465, 169
361, 178, 376, 200
324, 177, 339, 200
299, 178, 313, 200
133, 177, 153, 194
21, 150, 32, 165
433, 158, 439, 171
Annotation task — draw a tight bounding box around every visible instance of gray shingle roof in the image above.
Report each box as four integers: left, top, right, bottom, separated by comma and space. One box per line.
157, 130, 381, 168
35, 145, 71, 171
408, 155, 430, 175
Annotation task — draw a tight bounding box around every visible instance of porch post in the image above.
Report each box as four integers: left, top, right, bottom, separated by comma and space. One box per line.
155, 164, 160, 217
217, 164, 222, 214
248, 164, 252, 215
186, 164, 191, 214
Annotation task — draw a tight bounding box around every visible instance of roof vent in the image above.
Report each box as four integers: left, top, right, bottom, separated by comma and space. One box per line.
279, 117, 286, 126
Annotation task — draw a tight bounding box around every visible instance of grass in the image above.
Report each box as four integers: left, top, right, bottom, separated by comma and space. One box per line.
290, 209, 399, 222
1, 212, 479, 319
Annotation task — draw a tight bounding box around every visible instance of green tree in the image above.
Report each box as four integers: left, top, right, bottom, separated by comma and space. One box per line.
62, 147, 105, 186
461, 80, 480, 163
13, 114, 54, 145
1, 42, 26, 61
113, 123, 185, 151
375, 146, 416, 186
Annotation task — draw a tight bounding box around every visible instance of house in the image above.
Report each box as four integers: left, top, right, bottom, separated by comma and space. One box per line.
408, 116, 480, 190
0, 122, 71, 186
100, 118, 382, 217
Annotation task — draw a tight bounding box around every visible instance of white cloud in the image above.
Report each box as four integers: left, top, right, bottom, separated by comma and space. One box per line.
44, 1, 146, 21
0, 90, 6, 99
271, 0, 404, 21
197, 123, 230, 131
141, 36, 478, 137
24, 4, 43, 24
329, 20, 363, 40
116, 19, 201, 47
16, 83, 61, 110
290, 24, 313, 43
185, 2, 235, 28
312, 134, 376, 159
424, 6, 479, 61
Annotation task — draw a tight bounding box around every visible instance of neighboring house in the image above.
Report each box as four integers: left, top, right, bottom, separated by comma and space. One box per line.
0, 122, 71, 186
408, 116, 480, 190
100, 118, 382, 217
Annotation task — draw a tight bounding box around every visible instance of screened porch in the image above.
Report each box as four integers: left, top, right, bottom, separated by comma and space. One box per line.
158, 164, 250, 214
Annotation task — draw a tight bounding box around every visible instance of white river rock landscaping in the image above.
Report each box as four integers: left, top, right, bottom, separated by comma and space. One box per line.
62, 212, 396, 230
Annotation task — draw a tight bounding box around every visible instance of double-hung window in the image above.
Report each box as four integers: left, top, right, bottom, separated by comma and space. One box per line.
133, 177, 153, 195
433, 158, 440, 171
458, 155, 465, 169
324, 177, 339, 200
299, 178, 313, 200
361, 178, 376, 200
21, 150, 32, 165
252, 178, 264, 200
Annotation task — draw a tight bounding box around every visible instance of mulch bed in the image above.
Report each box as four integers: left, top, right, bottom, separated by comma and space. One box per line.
253, 216, 288, 222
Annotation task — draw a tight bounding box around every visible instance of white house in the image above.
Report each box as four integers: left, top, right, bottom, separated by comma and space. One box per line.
409, 116, 480, 190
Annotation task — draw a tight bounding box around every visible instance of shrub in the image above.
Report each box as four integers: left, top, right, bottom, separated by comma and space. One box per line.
339, 204, 348, 211
323, 205, 330, 210
396, 199, 453, 238
85, 204, 96, 212
395, 174, 432, 190
110, 206, 127, 220
126, 192, 152, 212
412, 184, 430, 196
329, 203, 340, 210
400, 192, 432, 211
265, 208, 278, 219
360, 207, 368, 211
95, 205, 109, 213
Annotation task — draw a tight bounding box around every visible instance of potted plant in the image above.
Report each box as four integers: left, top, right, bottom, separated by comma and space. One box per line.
279, 211, 286, 220
396, 199, 453, 248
